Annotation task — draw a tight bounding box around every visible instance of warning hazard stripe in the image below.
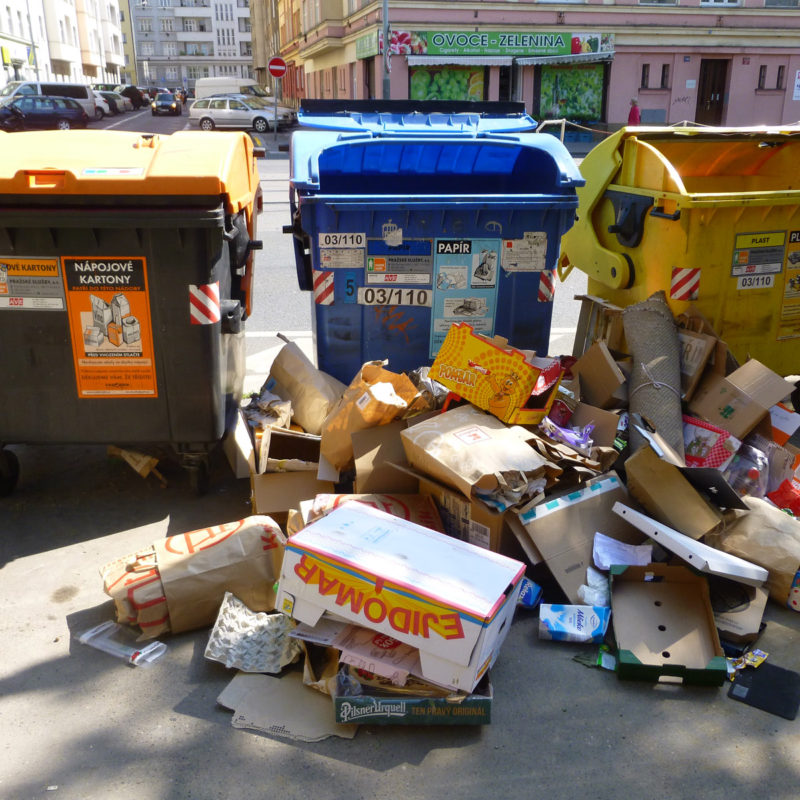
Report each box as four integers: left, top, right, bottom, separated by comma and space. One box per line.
670, 267, 700, 301
313, 269, 334, 305
538, 270, 555, 303
189, 282, 221, 325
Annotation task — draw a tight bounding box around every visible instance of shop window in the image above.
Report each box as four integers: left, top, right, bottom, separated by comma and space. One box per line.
758, 65, 767, 90
777, 65, 785, 89
538, 63, 605, 122
660, 64, 670, 89
409, 66, 484, 102
640, 64, 649, 89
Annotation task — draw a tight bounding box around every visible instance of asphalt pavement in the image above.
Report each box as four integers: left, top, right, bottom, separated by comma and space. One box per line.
1, 140, 800, 800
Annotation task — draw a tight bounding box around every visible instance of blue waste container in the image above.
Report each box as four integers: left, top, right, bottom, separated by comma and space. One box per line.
286, 100, 584, 384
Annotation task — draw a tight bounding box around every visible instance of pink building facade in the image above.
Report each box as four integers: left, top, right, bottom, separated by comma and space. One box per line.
289, 2, 800, 127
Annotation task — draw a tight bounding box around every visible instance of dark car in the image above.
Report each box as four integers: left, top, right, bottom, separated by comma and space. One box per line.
0, 95, 90, 131
116, 85, 145, 109
151, 92, 181, 116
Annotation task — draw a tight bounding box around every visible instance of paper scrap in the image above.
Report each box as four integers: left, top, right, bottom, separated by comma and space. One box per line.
593, 531, 653, 570
217, 671, 357, 741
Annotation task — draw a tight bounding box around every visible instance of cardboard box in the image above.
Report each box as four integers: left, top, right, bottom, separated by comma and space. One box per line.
571, 341, 627, 410
400, 404, 557, 502
688, 359, 795, 440
427, 323, 563, 425
512, 472, 645, 604
610, 564, 728, 686
276, 504, 525, 692
624, 444, 722, 540
352, 420, 419, 494
257, 426, 322, 474
333, 672, 492, 726
304, 493, 445, 533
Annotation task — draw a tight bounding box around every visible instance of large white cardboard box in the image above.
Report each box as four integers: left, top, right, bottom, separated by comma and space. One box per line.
276, 504, 525, 692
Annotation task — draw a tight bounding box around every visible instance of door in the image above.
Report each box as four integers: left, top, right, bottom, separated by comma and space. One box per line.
695, 59, 728, 126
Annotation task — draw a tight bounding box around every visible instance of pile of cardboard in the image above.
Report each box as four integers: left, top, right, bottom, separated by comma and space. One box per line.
98, 294, 800, 732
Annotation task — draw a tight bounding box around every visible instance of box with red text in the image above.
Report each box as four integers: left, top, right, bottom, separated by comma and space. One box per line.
276, 504, 525, 692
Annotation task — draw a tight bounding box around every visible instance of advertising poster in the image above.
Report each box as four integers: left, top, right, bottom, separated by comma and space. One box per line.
430, 238, 501, 358
539, 63, 605, 121
62, 256, 157, 398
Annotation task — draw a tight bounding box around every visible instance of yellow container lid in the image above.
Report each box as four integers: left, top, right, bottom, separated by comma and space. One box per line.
0, 130, 259, 213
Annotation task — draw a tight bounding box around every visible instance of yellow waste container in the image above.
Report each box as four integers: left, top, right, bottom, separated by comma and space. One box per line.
559, 125, 800, 374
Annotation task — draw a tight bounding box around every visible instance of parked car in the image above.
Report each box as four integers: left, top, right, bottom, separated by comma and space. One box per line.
151, 92, 182, 116
99, 91, 128, 114
92, 90, 111, 120
0, 95, 90, 131
189, 95, 292, 133
0, 80, 96, 118
115, 85, 146, 109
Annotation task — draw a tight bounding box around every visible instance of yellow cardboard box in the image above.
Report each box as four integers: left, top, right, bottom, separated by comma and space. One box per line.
428, 323, 563, 425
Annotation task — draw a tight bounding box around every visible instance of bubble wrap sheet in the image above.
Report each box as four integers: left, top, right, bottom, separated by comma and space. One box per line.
205, 592, 302, 673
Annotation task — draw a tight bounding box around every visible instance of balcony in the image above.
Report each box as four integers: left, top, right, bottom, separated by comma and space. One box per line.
173, 5, 212, 16
48, 41, 81, 63
104, 48, 125, 67
176, 30, 214, 41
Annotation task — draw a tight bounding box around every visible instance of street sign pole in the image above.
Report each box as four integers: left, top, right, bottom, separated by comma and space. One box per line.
267, 56, 288, 145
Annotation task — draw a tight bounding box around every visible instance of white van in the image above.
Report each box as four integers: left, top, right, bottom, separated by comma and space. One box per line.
0, 81, 96, 118
193, 78, 269, 100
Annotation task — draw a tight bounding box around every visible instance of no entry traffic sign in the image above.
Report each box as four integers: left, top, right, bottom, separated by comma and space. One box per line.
268, 56, 287, 79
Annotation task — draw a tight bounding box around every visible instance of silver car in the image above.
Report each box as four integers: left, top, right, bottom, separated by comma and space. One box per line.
189, 95, 293, 133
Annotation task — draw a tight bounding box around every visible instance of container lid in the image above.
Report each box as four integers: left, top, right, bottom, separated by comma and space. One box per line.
298, 99, 537, 136
0, 130, 259, 212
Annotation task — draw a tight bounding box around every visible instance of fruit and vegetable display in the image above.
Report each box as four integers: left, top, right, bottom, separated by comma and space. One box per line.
539, 63, 604, 121
409, 67, 484, 102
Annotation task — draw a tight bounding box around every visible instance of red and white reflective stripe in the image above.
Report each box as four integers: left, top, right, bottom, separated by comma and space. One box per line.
670, 267, 700, 301
189, 282, 221, 325
313, 269, 334, 305
538, 270, 555, 302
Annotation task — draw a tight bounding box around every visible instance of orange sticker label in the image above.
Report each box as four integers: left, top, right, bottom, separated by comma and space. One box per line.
62, 256, 157, 398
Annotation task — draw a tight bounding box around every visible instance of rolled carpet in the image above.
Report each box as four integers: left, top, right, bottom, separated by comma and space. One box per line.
622, 290, 685, 460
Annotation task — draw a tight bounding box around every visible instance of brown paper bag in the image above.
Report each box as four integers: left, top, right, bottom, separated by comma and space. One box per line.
102, 515, 286, 638
710, 497, 800, 609
320, 361, 428, 471
269, 340, 346, 435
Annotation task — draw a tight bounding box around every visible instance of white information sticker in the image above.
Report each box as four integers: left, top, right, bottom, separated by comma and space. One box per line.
356, 287, 432, 306
318, 232, 365, 248
737, 274, 775, 290
501, 232, 547, 271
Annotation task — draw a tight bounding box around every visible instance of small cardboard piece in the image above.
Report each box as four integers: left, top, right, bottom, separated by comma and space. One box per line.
571, 341, 627, 410
427, 322, 563, 425
612, 503, 768, 586
276, 503, 525, 692
571, 294, 626, 357
610, 563, 728, 686
352, 420, 418, 494
258, 426, 322, 474
688, 359, 794, 440
218, 671, 357, 740
512, 472, 645, 604
222, 409, 256, 479
624, 444, 722, 540
713, 583, 768, 644
677, 327, 716, 401
251, 471, 336, 516
332, 672, 493, 726
569, 402, 620, 449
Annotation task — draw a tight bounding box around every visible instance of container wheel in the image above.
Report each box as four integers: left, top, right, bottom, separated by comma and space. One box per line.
0, 449, 20, 497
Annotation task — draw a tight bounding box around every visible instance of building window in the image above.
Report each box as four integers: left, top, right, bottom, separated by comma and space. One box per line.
765, 0, 800, 5
140, 42, 154, 56
758, 65, 767, 90
160, 17, 173, 32
184, 18, 196, 31
777, 65, 786, 89
660, 64, 670, 89
700, 0, 740, 4
139, 19, 152, 32
640, 64, 650, 89
164, 41, 177, 56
